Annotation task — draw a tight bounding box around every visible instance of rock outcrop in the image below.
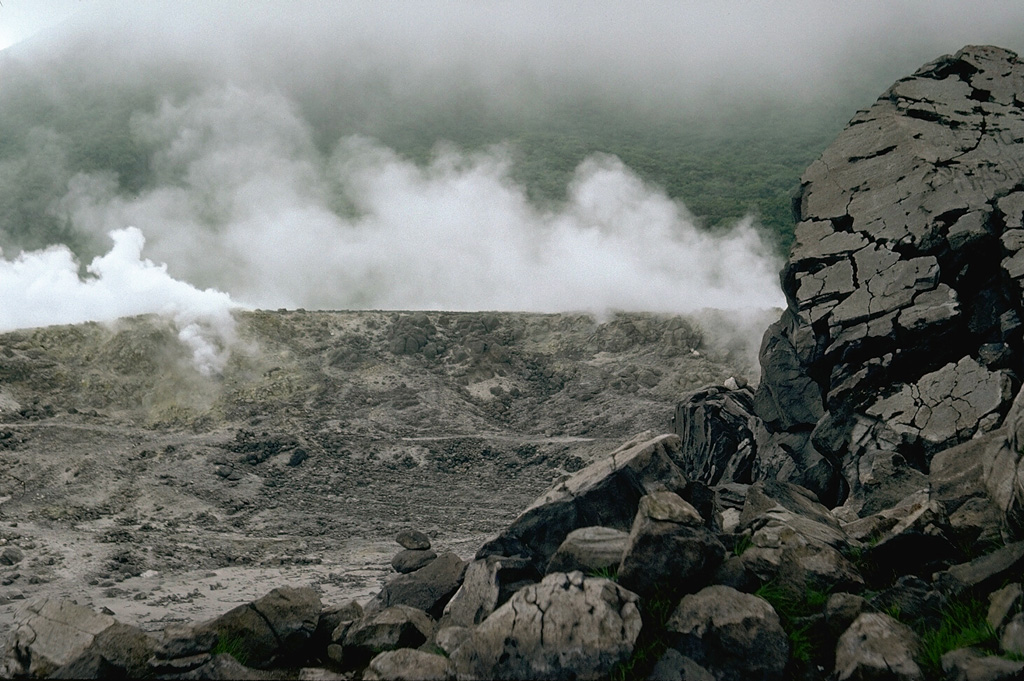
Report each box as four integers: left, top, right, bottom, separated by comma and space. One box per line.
744, 46, 1024, 510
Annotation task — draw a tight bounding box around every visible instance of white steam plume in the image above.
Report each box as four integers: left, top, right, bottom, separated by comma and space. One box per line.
55, 85, 785, 315
0, 227, 242, 375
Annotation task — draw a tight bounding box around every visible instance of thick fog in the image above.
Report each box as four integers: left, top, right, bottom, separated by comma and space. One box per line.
2, 1, 1024, 349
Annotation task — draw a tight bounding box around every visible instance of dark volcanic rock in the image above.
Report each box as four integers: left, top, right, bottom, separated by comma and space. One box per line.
365, 552, 467, 619
475, 433, 688, 574
754, 45, 1024, 508
673, 385, 758, 486
666, 585, 789, 681
195, 586, 320, 669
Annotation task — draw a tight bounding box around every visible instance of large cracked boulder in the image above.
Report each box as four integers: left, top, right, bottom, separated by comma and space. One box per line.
753, 45, 1024, 509
450, 571, 641, 681
476, 433, 688, 573
1, 599, 155, 679
194, 586, 320, 669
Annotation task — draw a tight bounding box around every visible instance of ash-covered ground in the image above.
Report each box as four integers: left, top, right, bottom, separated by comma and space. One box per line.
0, 309, 767, 636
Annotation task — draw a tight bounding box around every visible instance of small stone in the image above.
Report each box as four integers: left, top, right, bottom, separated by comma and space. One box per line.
396, 530, 431, 550
1002, 613, 1024, 656
0, 546, 24, 565
391, 549, 437, 574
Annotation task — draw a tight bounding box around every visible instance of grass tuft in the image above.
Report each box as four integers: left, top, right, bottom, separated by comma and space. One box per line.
914, 599, 997, 676
212, 634, 250, 666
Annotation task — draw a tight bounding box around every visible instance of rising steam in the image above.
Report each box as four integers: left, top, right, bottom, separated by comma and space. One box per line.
11, 0, 1021, 372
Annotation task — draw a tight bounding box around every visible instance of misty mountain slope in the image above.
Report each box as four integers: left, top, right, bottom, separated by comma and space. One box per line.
0, 309, 757, 633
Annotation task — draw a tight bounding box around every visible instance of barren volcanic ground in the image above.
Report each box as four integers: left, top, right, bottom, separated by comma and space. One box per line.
0, 309, 766, 637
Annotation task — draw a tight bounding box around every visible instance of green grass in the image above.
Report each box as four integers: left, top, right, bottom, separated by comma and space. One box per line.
608, 593, 677, 681
587, 564, 620, 582
906, 598, 998, 677
732, 533, 754, 557
754, 582, 832, 666
211, 634, 250, 666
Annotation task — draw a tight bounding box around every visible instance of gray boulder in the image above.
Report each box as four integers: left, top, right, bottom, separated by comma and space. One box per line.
341, 605, 436, 667
366, 552, 467, 619
647, 649, 715, 681
450, 571, 641, 681
148, 623, 219, 676
364, 648, 454, 681
941, 646, 1024, 681
988, 387, 1024, 536
392, 549, 437, 574
1001, 613, 1024, 657
617, 492, 725, 600
441, 554, 538, 628
1, 598, 155, 679
862, 496, 957, 583
834, 613, 923, 681
311, 600, 363, 660
475, 433, 689, 574
545, 526, 629, 575
988, 584, 1023, 631
734, 480, 857, 593
194, 585, 321, 669
665, 584, 789, 681
934, 541, 1024, 599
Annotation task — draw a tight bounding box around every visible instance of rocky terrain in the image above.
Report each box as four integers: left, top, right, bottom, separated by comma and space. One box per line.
0, 309, 757, 641
7, 44, 1024, 681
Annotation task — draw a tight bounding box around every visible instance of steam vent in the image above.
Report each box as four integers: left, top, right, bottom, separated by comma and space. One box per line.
754, 45, 1024, 508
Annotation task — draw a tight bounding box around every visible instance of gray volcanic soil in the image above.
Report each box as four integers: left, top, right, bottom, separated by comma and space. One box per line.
0, 309, 767, 637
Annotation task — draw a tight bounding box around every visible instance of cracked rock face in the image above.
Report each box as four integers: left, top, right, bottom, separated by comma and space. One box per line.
195, 585, 321, 669
450, 571, 641, 681
755, 45, 1024, 507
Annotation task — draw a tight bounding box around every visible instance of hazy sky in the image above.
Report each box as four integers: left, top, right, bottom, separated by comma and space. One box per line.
0, 0, 92, 49
5, 1, 1024, 85
3, 0, 1024, 366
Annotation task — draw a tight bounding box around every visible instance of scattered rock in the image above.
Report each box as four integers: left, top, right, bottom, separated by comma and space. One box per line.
341, 605, 436, 667
194, 586, 321, 669
476, 433, 689, 573
617, 491, 724, 599
834, 613, 923, 681
0, 546, 24, 565
396, 530, 432, 551
365, 552, 466, 619
988, 583, 1024, 631
941, 646, 1024, 681
442, 554, 539, 628
545, 525, 629, 575
673, 385, 758, 486
392, 549, 437, 574
364, 648, 454, 681
1001, 613, 1024, 657
451, 572, 641, 681
647, 649, 715, 681
666, 584, 789, 681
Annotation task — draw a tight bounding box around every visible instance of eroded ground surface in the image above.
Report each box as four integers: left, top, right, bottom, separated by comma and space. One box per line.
0, 309, 766, 635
